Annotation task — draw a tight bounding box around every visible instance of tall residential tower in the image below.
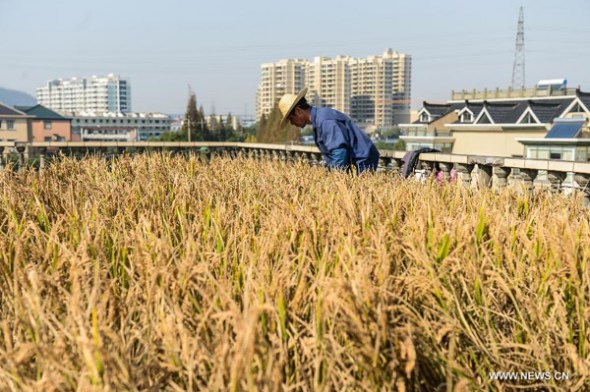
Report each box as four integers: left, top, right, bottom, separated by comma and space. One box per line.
37, 74, 131, 113
256, 59, 307, 119
256, 49, 412, 129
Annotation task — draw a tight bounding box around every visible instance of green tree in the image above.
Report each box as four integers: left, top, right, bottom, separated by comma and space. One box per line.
173, 92, 209, 141
199, 105, 211, 140
256, 105, 300, 143
225, 113, 233, 131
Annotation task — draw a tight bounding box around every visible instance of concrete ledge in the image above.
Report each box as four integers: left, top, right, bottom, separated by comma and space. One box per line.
379, 151, 406, 159
468, 156, 505, 166
503, 158, 526, 169
450, 154, 469, 164
548, 161, 575, 172
573, 162, 590, 173
524, 159, 549, 170
415, 153, 458, 163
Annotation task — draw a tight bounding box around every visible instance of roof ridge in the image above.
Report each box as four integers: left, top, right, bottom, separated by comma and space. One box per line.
423, 102, 451, 107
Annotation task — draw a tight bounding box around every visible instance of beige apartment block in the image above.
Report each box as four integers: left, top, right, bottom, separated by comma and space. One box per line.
348, 49, 412, 128
306, 56, 351, 114
256, 49, 412, 129
256, 59, 307, 118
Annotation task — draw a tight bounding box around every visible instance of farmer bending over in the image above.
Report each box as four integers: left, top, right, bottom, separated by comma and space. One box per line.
279, 87, 380, 173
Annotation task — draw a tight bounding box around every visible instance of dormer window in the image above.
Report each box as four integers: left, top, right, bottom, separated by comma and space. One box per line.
460, 112, 473, 123
571, 102, 584, 113
419, 112, 430, 122
476, 112, 492, 124
521, 113, 535, 124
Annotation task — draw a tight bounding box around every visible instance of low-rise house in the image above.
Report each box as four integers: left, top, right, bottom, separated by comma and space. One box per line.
398, 102, 460, 152
0, 102, 32, 142
15, 105, 71, 141
401, 87, 590, 158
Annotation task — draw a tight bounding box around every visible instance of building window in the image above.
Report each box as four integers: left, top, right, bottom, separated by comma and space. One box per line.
520, 112, 537, 124
461, 112, 473, 123
570, 102, 584, 114
44, 136, 52, 142
44, 120, 52, 130
477, 113, 492, 124
7, 120, 15, 130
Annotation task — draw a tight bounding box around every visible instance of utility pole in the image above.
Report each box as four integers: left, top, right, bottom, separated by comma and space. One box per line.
511, 6, 525, 90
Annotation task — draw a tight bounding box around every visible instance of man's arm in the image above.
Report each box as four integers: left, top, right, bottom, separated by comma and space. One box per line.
326, 147, 350, 170
317, 120, 351, 170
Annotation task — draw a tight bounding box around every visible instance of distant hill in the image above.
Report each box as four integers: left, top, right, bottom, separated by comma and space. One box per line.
0, 87, 36, 107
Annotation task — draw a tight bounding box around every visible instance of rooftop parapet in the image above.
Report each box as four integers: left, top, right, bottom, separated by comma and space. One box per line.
450, 86, 580, 101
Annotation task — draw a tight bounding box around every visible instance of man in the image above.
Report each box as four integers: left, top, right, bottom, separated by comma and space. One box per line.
279, 87, 380, 173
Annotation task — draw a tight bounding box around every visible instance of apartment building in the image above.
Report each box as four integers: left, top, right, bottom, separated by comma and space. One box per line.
256, 49, 412, 129
64, 111, 171, 142
37, 74, 131, 113
256, 59, 307, 118
306, 56, 351, 114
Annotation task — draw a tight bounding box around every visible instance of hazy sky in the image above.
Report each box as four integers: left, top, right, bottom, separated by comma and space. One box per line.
1, 0, 588, 115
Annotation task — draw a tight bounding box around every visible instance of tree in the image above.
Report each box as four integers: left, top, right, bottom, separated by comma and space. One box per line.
199, 105, 211, 140
225, 113, 233, 131
175, 92, 209, 141
256, 105, 300, 143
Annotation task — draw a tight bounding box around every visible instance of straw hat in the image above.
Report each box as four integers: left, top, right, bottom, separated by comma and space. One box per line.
279, 87, 308, 127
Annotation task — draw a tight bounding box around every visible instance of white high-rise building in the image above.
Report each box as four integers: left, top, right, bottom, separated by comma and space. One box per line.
37, 74, 131, 113
256, 49, 412, 129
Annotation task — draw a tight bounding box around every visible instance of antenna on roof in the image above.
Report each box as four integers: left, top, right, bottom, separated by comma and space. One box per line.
511, 6, 525, 90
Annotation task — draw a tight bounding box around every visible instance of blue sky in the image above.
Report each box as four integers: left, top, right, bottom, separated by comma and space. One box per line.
1, 0, 589, 115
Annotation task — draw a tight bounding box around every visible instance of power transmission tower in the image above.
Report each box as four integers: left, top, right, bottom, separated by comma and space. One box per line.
511, 6, 525, 90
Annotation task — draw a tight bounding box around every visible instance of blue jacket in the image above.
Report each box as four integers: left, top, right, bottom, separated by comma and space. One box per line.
311, 107, 378, 168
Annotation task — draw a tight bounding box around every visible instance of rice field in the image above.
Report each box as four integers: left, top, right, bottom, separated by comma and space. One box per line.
0, 154, 589, 391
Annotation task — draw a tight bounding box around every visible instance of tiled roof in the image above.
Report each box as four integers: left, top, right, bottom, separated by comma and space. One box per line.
14, 104, 68, 120
0, 102, 26, 116
528, 100, 573, 123
575, 90, 590, 112
448, 96, 576, 124
413, 90, 590, 127
424, 103, 453, 117
484, 102, 521, 123
413, 102, 462, 124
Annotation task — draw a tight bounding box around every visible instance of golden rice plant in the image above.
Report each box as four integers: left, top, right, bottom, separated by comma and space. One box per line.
0, 153, 588, 391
